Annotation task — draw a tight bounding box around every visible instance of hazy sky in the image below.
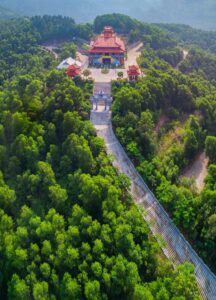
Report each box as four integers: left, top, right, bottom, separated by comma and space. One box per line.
0, 0, 216, 29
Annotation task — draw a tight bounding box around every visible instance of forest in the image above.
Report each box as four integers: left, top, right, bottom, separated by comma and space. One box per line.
0, 13, 215, 299
108, 14, 216, 272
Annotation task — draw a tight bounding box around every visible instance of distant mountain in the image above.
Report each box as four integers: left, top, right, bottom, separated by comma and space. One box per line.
0, 5, 17, 19
0, 0, 216, 29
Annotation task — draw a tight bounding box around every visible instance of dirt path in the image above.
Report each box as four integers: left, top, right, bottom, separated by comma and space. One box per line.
125, 42, 143, 67
182, 152, 209, 192
42, 44, 59, 59
155, 115, 169, 133
175, 49, 189, 70
76, 51, 88, 70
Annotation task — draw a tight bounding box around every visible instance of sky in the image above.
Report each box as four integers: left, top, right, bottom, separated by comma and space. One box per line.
0, 0, 216, 29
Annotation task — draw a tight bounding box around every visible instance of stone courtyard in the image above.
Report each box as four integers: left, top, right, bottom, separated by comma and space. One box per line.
77, 42, 143, 82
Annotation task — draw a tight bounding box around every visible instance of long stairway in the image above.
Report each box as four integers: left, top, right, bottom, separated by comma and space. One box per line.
90, 82, 216, 300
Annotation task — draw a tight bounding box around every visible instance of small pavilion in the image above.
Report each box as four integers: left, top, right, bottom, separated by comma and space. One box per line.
127, 65, 140, 82
66, 65, 81, 78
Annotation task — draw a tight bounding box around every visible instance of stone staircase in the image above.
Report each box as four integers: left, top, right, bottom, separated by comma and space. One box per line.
90, 82, 216, 300
90, 109, 111, 126
93, 82, 111, 95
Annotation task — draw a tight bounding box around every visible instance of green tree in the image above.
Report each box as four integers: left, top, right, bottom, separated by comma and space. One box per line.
205, 136, 216, 163
60, 273, 81, 300
137, 110, 156, 157
33, 281, 49, 300
112, 87, 142, 116
0, 184, 16, 210
49, 185, 68, 208
83, 69, 91, 78
84, 280, 101, 300
170, 263, 200, 299
60, 42, 77, 60
117, 71, 124, 79
133, 285, 154, 300
184, 130, 198, 160
40, 263, 51, 279
8, 274, 30, 300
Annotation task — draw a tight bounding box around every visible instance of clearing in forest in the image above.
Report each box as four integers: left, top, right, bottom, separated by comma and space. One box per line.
181, 152, 209, 192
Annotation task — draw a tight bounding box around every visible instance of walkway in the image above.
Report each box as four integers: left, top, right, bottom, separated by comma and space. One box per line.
90, 82, 216, 300
42, 45, 59, 59
125, 42, 143, 68
175, 48, 189, 70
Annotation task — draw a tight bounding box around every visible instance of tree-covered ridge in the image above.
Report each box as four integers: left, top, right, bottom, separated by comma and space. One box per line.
0, 16, 93, 85
112, 37, 216, 271
31, 15, 93, 42
0, 18, 54, 85
157, 23, 216, 54
179, 48, 216, 81
1, 0, 216, 29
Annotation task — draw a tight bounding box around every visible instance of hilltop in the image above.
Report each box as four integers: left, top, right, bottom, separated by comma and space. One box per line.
0, 13, 216, 299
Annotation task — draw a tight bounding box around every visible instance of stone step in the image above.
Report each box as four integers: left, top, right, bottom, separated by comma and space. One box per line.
90, 82, 216, 300
94, 82, 111, 95
90, 111, 111, 125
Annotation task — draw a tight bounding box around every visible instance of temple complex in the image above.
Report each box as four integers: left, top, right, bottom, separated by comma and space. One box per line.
89, 27, 126, 67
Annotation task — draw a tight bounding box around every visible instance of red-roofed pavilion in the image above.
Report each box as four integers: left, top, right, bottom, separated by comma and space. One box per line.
127, 65, 140, 81
89, 27, 126, 67
66, 65, 81, 77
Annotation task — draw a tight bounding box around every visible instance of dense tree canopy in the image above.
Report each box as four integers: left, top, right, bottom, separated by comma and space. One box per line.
0, 15, 202, 299
158, 23, 216, 54
112, 30, 216, 271
180, 47, 216, 81
0, 16, 93, 85
0, 71, 200, 299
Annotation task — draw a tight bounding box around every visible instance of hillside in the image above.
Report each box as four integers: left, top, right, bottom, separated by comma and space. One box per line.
0, 0, 216, 29
0, 5, 17, 19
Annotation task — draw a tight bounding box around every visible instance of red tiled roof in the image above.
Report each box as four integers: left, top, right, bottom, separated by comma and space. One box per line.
90, 27, 126, 54
89, 48, 125, 54
66, 64, 80, 77
67, 65, 80, 70
127, 65, 140, 75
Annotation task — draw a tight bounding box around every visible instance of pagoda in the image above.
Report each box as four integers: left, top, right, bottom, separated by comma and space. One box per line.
89, 27, 126, 67
66, 65, 81, 77
127, 65, 140, 82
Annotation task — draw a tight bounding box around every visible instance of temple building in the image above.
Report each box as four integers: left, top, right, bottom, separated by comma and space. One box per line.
89, 27, 126, 67
57, 57, 82, 70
